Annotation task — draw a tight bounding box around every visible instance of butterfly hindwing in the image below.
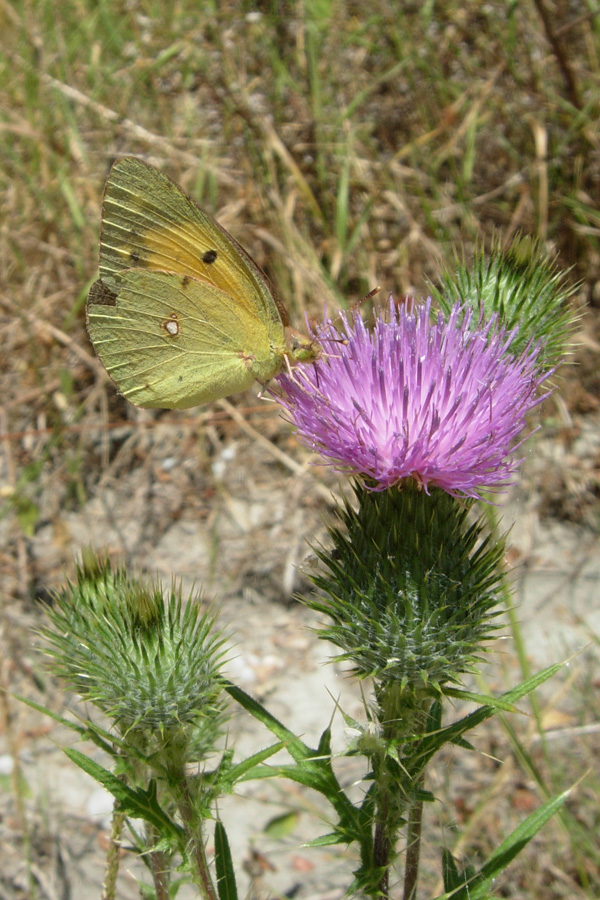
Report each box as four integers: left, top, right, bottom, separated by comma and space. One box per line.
87, 269, 285, 409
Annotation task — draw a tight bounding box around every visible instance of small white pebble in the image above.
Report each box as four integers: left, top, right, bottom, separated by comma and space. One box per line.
0, 754, 14, 776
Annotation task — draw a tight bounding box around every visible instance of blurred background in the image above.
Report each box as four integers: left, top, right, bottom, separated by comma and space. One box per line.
1, 2, 599, 897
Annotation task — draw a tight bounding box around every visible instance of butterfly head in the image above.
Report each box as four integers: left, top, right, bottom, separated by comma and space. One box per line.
284, 327, 322, 365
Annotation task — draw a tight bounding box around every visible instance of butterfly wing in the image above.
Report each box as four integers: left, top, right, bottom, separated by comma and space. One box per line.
98, 157, 288, 336
87, 269, 286, 409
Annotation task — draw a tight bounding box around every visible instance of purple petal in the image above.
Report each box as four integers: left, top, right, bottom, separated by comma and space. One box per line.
276, 300, 551, 498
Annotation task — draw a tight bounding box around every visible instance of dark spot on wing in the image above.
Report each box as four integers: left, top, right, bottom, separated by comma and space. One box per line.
181, 276, 191, 289
202, 249, 218, 264
130, 249, 141, 263
88, 279, 117, 307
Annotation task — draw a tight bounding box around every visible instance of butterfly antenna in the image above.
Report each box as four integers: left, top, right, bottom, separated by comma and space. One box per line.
326, 285, 381, 332
355, 284, 381, 310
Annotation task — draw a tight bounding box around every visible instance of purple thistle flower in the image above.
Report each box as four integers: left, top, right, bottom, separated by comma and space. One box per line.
276, 299, 551, 497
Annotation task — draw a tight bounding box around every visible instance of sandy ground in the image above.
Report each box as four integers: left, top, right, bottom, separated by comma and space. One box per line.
1, 395, 599, 899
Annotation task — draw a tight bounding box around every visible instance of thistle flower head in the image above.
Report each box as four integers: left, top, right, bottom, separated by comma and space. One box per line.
277, 300, 550, 498
41, 555, 229, 760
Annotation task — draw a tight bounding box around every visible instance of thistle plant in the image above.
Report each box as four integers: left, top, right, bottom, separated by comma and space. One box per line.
32, 237, 576, 900
39, 553, 231, 900
271, 245, 574, 896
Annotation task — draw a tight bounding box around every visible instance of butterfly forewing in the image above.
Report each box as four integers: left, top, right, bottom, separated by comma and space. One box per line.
99, 157, 284, 333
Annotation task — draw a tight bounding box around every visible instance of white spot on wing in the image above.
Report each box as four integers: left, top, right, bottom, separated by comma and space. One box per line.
163, 314, 180, 336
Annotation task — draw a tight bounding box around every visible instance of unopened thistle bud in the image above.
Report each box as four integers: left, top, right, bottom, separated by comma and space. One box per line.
41, 554, 228, 760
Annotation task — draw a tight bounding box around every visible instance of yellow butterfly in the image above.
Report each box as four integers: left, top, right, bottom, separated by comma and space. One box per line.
86, 157, 320, 409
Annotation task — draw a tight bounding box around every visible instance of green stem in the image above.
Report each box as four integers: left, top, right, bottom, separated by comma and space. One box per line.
176, 775, 218, 900
101, 805, 125, 900
373, 788, 391, 898
403, 787, 424, 900
372, 686, 432, 899
148, 839, 170, 900
484, 504, 545, 736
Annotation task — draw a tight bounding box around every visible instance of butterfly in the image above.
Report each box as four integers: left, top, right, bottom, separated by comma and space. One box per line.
86, 157, 320, 409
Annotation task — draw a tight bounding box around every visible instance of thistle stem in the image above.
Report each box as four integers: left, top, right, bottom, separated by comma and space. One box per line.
403, 788, 424, 900
148, 841, 170, 900
176, 775, 218, 900
374, 789, 391, 898
101, 805, 125, 900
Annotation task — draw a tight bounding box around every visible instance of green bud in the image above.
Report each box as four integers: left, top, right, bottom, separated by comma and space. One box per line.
431, 233, 578, 371
40, 554, 228, 760
304, 485, 505, 692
